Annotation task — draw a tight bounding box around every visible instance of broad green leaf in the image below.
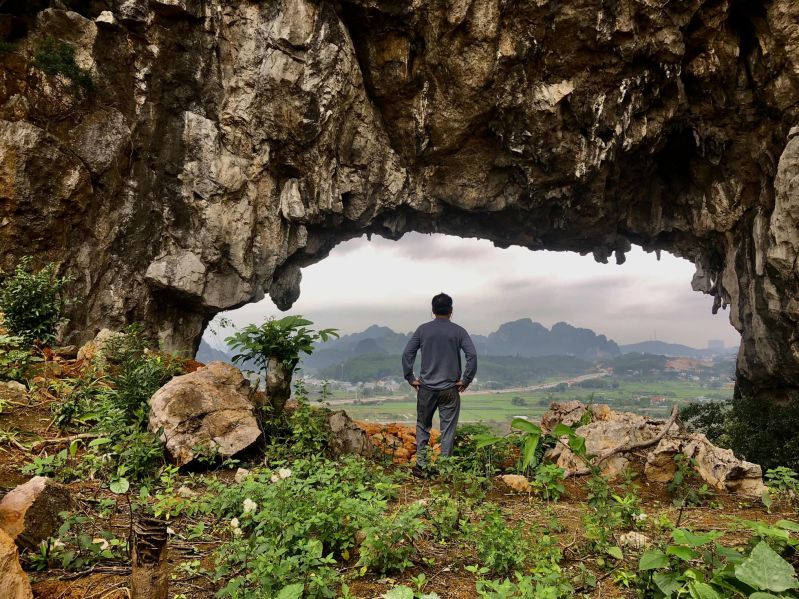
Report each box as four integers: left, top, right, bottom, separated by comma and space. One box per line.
672, 529, 723, 547
382, 586, 414, 599
568, 434, 586, 455
522, 434, 540, 470
667, 544, 699, 561
109, 478, 129, 494
474, 434, 503, 449
552, 423, 573, 438
88, 437, 112, 447
714, 544, 745, 565
734, 541, 799, 592
606, 546, 623, 560
775, 520, 799, 532
639, 549, 669, 570
654, 572, 682, 596
419, 594, 441, 599
276, 583, 304, 599
749, 593, 781, 599
511, 418, 541, 435
688, 582, 722, 599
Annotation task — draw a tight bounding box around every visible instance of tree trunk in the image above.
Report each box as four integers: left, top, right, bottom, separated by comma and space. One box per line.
131, 517, 169, 599
266, 356, 293, 416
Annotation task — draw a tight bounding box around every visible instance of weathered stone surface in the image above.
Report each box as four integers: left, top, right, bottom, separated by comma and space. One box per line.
76, 329, 124, 362
544, 402, 765, 497
0, 1, 799, 406
0, 476, 71, 550
148, 362, 262, 466
619, 531, 651, 549
0, 528, 32, 599
0, 381, 26, 404
645, 436, 767, 497
326, 410, 377, 459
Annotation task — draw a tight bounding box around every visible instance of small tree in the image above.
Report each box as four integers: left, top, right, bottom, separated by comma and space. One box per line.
225, 316, 338, 416
0, 258, 72, 344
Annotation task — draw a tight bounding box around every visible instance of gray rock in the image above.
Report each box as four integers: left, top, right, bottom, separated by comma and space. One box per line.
148, 362, 262, 466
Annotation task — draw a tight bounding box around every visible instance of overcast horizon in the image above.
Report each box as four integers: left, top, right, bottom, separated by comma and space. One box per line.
204, 233, 741, 350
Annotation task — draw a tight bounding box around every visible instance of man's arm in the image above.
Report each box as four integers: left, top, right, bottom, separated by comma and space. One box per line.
402, 328, 422, 388
458, 331, 478, 391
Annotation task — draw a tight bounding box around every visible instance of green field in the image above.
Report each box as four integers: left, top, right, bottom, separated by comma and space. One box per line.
326, 378, 733, 429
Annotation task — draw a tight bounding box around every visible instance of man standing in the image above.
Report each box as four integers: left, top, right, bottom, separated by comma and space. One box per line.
402, 293, 478, 477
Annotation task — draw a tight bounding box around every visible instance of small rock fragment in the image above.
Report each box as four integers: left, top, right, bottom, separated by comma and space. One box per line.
499, 474, 532, 493
234, 468, 250, 483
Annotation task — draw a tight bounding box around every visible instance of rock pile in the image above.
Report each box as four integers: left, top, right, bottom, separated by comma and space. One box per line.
355, 422, 440, 464
543, 401, 766, 498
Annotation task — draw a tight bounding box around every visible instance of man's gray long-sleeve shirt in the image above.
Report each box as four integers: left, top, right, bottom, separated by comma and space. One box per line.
402, 318, 478, 391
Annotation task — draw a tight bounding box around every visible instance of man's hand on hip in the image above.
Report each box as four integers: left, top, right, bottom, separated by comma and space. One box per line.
410, 379, 422, 390
456, 380, 468, 393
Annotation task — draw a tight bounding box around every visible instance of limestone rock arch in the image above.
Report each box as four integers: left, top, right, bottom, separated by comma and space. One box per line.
0, 0, 797, 404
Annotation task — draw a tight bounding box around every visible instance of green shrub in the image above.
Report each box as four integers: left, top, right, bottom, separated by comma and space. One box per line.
0, 334, 41, 381
667, 453, 713, 508
533, 463, 566, 502
0, 258, 72, 343
357, 503, 426, 574
637, 524, 799, 598
206, 457, 401, 596
34, 38, 93, 95
466, 508, 530, 575
765, 466, 799, 497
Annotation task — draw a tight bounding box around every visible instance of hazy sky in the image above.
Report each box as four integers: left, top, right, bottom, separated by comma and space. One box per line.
206, 233, 741, 349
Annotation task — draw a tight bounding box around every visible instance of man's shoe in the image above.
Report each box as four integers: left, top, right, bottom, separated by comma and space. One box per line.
411, 465, 429, 479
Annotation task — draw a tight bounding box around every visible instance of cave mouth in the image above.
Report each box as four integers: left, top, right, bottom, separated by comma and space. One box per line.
200, 233, 741, 372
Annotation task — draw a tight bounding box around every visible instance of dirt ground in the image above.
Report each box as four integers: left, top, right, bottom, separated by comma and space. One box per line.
0, 377, 795, 599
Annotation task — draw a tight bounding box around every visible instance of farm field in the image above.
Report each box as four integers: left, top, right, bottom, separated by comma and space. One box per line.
330, 378, 733, 427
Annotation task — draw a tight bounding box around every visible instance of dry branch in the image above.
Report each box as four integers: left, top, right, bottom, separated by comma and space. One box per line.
564, 405, 680, 478
31, 432, 102, 449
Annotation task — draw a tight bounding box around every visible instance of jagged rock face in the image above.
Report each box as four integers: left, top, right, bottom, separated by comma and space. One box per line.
0, 0, 798, 399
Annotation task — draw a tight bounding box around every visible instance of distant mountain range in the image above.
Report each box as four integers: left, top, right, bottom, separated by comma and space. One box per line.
618, 340, 736, 358
197, 319, 737, 385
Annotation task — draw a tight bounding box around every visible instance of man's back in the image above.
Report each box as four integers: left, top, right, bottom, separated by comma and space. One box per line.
402, 318, 477, 391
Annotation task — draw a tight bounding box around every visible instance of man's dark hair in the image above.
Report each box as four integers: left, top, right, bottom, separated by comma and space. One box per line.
432, 293, 453, 316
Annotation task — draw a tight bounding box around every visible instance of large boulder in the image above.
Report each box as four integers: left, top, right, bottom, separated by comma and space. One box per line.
544, 402, 766, 498
0, 528, 32, 599
148, 362, 262, 466
0, 476, 71, 550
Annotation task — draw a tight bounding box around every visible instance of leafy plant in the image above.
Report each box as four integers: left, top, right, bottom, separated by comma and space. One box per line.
0, 334, 42, 381
358, 504, 426, 574
206, 456, 400, 596
226, 316, 338, 374
637, 525, 799, 598
533, 463, 566, 502
34, 38, 94, 96
668, 453, 713, 508
766, 466, 799, 497
465, 508, 530, 575
226, 316, 337, 415
0, 258, 72, 343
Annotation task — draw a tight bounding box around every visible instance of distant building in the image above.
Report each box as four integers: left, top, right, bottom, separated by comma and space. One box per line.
707, 339, 725, 351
